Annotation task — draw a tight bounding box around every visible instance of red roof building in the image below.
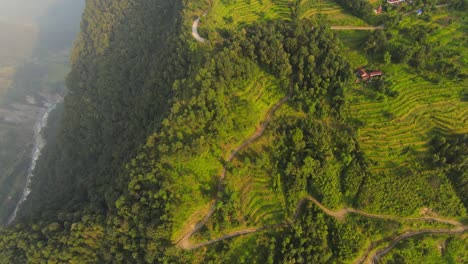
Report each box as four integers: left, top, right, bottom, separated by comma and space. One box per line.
357, 68, 369, 80
356, 68, 383, 81
374, 5, 383, 15
369, 70, 383, 77
387, 0, 405, 4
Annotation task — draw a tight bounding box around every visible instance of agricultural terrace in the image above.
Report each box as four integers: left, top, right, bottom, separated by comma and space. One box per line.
185, 0, 372, 42
341, 7, 467, 217
168, 62, 285, 241
197, 105, 305, 237
351, 71, 467, 171
348, 8, 467, 173
209, 0, 291, 27
300, 0, 369, 26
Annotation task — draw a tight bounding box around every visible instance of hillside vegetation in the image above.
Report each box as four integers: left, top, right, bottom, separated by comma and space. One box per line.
0, 0, 466, 263
344, 5, 467, 217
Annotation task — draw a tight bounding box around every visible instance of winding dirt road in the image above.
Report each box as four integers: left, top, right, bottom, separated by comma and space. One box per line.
175, 92, 291, 250
369, 227, 468, 264
330, 25, 385, 30
296, 197, 467, 263
177, 189, 466, 252
192, 18, 205, 43
295, 196, 465, 228
175, 87, 466, 252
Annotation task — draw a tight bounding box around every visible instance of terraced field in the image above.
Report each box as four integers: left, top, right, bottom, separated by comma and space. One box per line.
345, 6, 468, 174
300, 0, 368, 26
226, 131, 287, 226
351, 68, 467, 171
207, 0, 291, 29
189, 0, 371, 43
183, 102, 319, 246
170, 65, 285, 241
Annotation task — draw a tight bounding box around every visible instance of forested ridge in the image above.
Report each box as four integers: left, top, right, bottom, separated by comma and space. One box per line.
20, 0, 187, 219
0, 0, 466, 263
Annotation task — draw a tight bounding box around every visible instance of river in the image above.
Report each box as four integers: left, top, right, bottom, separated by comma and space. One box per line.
7, 98, 62, 224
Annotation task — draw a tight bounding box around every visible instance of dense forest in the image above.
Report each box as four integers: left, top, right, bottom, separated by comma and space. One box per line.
430, 134, 468, 207
18, 0, 187, 220
0, 0, 466, 263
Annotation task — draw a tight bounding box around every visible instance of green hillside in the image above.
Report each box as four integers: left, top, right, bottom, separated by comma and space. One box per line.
349, 11, 468, 173
342, 6, 467, 217
300, 0, 369, 26
0, 0, 466, 263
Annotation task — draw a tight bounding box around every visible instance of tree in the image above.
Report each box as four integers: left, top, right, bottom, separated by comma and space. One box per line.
384, 51, 392, 65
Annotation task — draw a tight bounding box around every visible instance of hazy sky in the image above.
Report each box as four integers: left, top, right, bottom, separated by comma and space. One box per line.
0, 0, 85, 60
0, 0, 84, 25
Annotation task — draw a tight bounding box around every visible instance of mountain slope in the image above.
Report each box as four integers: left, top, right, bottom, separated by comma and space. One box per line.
0, 0, 466, 263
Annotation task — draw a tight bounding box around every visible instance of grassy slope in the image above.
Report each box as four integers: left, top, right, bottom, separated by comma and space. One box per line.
171, 65, 285, 240
192, 107, 296, 243
210, 0, 291, 27
192, 0, 368, 42
175, 0, 293, 241
300, 0, 369, 26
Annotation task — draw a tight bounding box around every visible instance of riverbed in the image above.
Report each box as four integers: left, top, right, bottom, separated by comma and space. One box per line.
7, 98, 62, 224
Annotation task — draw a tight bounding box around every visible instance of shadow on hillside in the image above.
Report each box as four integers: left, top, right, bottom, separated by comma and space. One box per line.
17, 0, 186, 223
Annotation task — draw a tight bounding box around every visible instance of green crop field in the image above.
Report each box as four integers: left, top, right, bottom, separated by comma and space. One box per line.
189, 0, 369, 42
195, 0, 291, 41
232, 139, 287, 224
177, 0, 468, 246
300, 0, 368, 26
351, 71, 467, 171
177, 0, 467, 243
336, 7, 468, 218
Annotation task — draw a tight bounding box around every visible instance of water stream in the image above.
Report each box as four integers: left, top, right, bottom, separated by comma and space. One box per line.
7, 99, 62, 224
